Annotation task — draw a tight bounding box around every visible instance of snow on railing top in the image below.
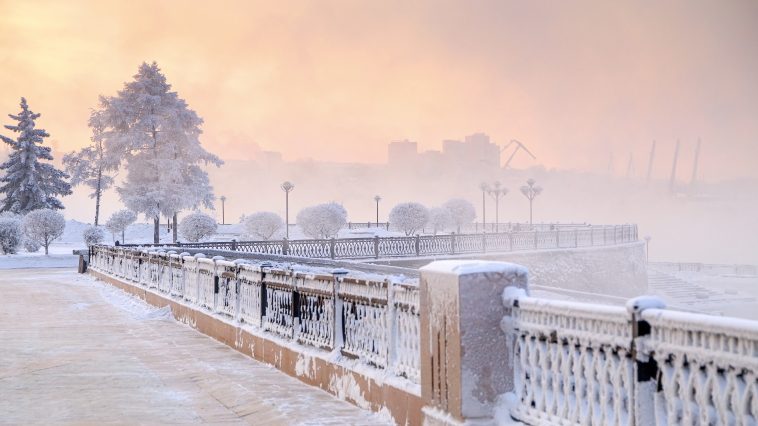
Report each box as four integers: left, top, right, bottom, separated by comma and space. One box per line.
119, 223, 639, 260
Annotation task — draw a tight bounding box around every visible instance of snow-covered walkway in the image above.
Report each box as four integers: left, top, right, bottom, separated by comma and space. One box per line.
0, 268, 392, 425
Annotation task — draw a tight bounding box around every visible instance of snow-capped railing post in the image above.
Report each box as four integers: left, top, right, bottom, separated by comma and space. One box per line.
627, 296, 666, 426
373, 235, 380, 258
332, 268, 348, 351
419, 260, 528, 424
329, 238, 336, 259
450, 232, 456, 255
415, 234, 420, 256
282, 238, 289, 255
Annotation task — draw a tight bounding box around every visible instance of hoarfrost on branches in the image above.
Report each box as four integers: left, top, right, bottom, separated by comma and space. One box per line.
0, 213, 22, 254
0, 98, 72, 214
105, 209, 137, 243
297, 202, 347, 239
93, 62, 222, 243
428, 207, 453, 235
23, 238, 40, 253
22, 209, 65, 255
242, 212, 283, 240
443, 198, 476, 233
178, 212, 217, 242
82, 225, 105, 246
389, 202, 429, 236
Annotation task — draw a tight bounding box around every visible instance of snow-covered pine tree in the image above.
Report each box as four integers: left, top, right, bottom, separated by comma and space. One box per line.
94, 62, 222, 243
63, 111, 117, 226
0, 98, 72, 214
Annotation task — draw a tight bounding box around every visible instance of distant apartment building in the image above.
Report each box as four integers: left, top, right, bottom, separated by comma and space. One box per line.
388, 133, 500, 172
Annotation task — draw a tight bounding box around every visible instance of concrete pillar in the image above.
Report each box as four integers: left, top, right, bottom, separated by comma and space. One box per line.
419, 260, 528, 425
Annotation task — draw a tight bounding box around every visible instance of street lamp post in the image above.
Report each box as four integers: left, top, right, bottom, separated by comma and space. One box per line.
374, 195, 381, 227
281, 181, 295, 239
486, 181, 509, 233
219, 195, 226, 225
479, 183, 489, 233
520, 178, 543, 226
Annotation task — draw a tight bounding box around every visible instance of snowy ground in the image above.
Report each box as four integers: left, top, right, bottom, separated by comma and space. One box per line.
0, 268, 393, 425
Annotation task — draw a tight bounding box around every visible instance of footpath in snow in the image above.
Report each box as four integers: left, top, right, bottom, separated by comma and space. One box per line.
0, 268, 393, 425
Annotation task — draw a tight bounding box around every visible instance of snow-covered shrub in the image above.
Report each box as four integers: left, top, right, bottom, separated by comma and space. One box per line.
389, 202, 429, 236
22, 209, 66, 255
82, 226, 105, 246
428, 207, 453, 235
297, 202, 347, 239
0, 214, 23, 254
178, 212, 217, 242
23, 238, 40, 253
443, 198, 476, 233
105, 209, 137, 243
242, 212, 283, 240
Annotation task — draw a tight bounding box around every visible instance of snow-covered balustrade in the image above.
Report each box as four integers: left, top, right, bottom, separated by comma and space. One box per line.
502, 291, 758, 426
123, 224, 639, 260
294, 271, 335, 349
214, 259, 239, 318
339, 276, 390, 367
392, 281, 421, 382
197, 257, 216, 310
87, 244, 424, 388
504, 295, 635, 426
263, 267, 296, 338
237, 263, 264, 327
147, 251, 162, 290
138, 251, 151, 287
637, 309, 758, 425
169, 253, 184, 297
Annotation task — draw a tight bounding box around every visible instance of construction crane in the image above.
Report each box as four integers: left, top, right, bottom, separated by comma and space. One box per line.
500, 139, 536, 169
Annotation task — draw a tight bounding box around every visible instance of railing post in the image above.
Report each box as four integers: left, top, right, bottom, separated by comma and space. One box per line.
329, 238, 336, 259
481, 233, 487, 253
508, 232, 513, 251
374, 235, 380, 259
450, 232, 456, 255
332, 269, 348, 350
282, 238, 289, 256
415, 234, 420, 256
556, 229, 560, 248
627, 296, 666, 426
231, 239, 237, 251
419, 261, 529, 424
533, 230, 538, 249
574, 229, 578, 247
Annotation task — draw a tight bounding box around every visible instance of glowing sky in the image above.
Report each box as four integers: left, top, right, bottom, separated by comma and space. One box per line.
1, 0, 757, 180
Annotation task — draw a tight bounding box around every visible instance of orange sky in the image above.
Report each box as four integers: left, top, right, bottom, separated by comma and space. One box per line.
1, 0, 757, 180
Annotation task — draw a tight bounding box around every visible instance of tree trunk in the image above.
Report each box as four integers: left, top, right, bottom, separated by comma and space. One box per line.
94, 167, 102, 226
153, 216, 160, 244
173, 212, 178, 243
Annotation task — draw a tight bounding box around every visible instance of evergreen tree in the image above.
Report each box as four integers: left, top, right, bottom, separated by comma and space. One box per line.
0, 98, 72, 214
94, 62, 222, 243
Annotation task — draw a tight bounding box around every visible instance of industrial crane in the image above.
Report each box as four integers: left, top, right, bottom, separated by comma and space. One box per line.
500, 139, 536, 169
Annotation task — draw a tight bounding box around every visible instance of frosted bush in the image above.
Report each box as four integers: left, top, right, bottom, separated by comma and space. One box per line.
82, 226, 105, 246
178, 212, 217, 242
297, 202, 347, 239
242, 212, 283, 240
23, 238, 40, 253
105, 209, 137, 243
22, 209, 66, 255
443, 198, 476, 233
428, 207, 453, 235
389, 202, 429, 236
0, 214, 23, 254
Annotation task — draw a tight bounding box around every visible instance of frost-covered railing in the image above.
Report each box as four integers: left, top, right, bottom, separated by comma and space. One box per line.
502, 292, 758, 425
88, 245, 422, 384
123, 224, 638, 260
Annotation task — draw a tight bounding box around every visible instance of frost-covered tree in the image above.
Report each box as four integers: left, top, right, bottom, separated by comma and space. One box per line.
389, 202, 429, 236
22, 209, 65, 255
0, 213, 22, 254
443, 198, 476, 233
105, 209, 137, 243
0, 98, 72, 214
93, 62, 222, 243
297, 202, 347, 239
428, 207, 453, 235
178, 212, 217, 242
63, 114, 117, 226
82, 225, 105, 246
242, 212, 283, 240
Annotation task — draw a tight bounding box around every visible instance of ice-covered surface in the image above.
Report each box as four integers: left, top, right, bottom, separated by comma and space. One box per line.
0, 268, 393, 425
420, 260, 528, 277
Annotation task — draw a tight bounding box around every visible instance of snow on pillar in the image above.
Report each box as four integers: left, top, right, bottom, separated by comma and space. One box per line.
419, 260, 528, 425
